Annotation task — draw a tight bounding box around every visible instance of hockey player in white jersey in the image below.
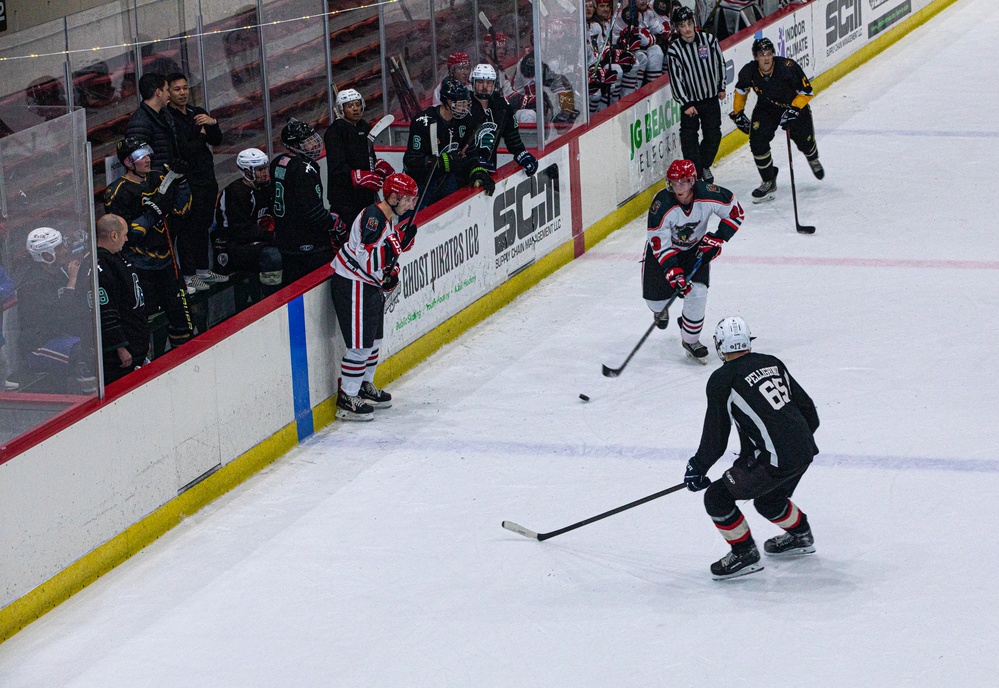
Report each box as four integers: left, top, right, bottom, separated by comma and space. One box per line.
612, 0, 667, 93
643, 159, 744, 363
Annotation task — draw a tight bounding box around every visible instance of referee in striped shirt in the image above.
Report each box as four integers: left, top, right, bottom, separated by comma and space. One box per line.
666, 5, 727, 183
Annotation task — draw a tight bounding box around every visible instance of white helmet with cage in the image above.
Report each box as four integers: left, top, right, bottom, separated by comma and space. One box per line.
470, 63, 497, 98
26, 227, 64, 264
236, 147, 270, 186
713, 316, 753, 361
335, 88, 365, 117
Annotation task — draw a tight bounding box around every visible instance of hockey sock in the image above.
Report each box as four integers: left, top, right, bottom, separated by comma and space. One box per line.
362, 339, 382, 384
763, 499, 810, 535
754, 151, 776, 180
705, 481, 755, 550
341, 348, 368, 396
679, 283, 706, 344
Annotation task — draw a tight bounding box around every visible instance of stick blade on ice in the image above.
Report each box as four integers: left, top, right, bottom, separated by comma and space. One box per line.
501, 521, 539, 539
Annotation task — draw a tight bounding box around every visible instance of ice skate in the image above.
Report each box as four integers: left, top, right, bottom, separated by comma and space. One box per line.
683, 340, 709, 364
711, 544, 764, 580
700, 167, 714, 184
653, 306, 670, 330
336, 389, 374, 421
808, 158, 825, 180
764, 529, 815, 557
359, 381, 392, 409
751, 177, 777, 203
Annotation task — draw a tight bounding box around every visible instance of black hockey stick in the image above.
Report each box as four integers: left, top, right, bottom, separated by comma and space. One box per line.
502, 483, 686, 541
602, 255, 704, 377
786, 129, 816, 235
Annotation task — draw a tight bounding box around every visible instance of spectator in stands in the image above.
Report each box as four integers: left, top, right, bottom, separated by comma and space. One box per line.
1, 260, 16, 390
270, 119, 347, 286
403, 78, 480, 210
95, 214, 148, 384
166, 72, 227, 292
213, 148, 283, 298
510, 51, 579, 125
324, 88, 396, 228
125, 73, 180, 172
105, 136, 194, 351
432, 52, 473, 106
16, 227, 96, 393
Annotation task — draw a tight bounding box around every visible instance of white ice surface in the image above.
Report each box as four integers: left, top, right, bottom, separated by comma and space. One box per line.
3, 1, 999, 685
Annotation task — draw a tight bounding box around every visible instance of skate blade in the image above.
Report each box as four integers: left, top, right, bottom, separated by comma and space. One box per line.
764, 545, 816, 557
336, 409, 374, 422
751, 192, 776, 204
712, 562, 764, 581
363, 399, 393, 409
685, 351, 709, 365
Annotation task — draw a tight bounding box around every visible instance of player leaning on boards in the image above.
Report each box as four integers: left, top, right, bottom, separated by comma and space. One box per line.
665, 4, 726, 183
729, 37, 824, 203
684, 316, 820, 580
643, 159, 744, 363
330, 173, 420, 421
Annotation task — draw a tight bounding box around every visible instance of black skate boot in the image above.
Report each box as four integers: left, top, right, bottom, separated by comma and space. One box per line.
808, 158, 825, 180
751, 177, 777, 203
701, 167, 714, 184
336, 389, 374, 422
764, 528, 815, 556
359, 381, 392, 409
683, 340, 709, 364
653, 306, 670, 330
711, 543, 764, 580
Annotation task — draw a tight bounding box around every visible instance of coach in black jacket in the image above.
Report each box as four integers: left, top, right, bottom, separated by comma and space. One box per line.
125, 73, 180, 172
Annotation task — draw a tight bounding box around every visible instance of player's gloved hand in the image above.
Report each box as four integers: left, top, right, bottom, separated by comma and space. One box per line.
141, 194, 166, 218
612, 48, 637, 69
684, 460, 711, 492
470, 165, 496, 196
400, 222, 418, 250
382, 269, 400, 294
697, 233, 725, 261
666, 267, 692, 297
167, 158, 189, 176
780, 106, 801, 130
729, 111, 751, 135
351, 169, 383, 191
329, 212, 348, 250
259, 215, 275, 232
515, 150, 538, 177
374, 159, 395, 179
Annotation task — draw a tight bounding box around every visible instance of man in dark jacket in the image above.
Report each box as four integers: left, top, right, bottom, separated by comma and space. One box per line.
125, 73, 180, 172
95, 214, 148, 383
166, 72, 226, 291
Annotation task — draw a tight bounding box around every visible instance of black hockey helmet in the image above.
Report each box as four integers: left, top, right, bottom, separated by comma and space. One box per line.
116, 135, 152, 164
671, 4, 695, 25
440, 77, 471, 118
281, 117, 323, 159
752, 37, 776, 57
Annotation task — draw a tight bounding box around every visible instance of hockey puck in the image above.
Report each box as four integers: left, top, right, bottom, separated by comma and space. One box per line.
579, 394, 590, 402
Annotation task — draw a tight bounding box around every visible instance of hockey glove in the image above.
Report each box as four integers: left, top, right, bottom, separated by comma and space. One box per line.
470, 166, 496, 196
730, 111, 752, 135
382, 269, 400, 294
515, 150, 538, 177
329, 212, 348, 251
374, 158, 395, 179
141, 194, 166, 218
697, 233, 725, 261
166, 158, 189, 176
552, 109, 580, 125
351, 169, 383, 191
684, 460, 711, 492
399, 222, 418, 251
779, 106, 801, 130
259, 215, 275, 232
666, 267, 692, 297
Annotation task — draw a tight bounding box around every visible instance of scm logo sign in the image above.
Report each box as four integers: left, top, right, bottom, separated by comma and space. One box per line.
826, 0, 862, 46
0, 1, 8, 33
492, 164, 561, 254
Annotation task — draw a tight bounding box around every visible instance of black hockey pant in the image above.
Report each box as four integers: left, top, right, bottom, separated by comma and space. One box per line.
679, 97, 722, 175
749, 104, 818, 181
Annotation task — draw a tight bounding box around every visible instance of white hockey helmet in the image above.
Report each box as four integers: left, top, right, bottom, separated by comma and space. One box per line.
471, 63, 497, 98
335, 88, 365, 116
236, 147, 270, 186
713, 316, 753, 361
26, 227, 64, 264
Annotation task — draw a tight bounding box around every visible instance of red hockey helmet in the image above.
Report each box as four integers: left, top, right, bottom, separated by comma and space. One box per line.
667, 159, 697, 182
447, 51, 471, 68
383, 172, 419, 199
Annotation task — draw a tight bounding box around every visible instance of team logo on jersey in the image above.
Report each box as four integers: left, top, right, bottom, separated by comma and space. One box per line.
366, 217, 380, 231
217, 252, 229, 267
698, 45, 709, 60
651, 200, 660, 214
674, 222, 699, 246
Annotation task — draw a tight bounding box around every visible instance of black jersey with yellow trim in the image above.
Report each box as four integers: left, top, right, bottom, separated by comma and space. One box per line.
734, 57, 813, 112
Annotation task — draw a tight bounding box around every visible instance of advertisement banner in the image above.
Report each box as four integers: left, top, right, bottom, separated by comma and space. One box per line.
625, 89, 683, 194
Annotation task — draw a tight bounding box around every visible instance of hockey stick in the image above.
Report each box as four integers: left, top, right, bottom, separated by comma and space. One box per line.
785, 129, 816, 235
502, 483, 686, 541
478, 11, 499, 65
384, 155, 440, 314
366, 114, 395, 171
601, 255, 704, 377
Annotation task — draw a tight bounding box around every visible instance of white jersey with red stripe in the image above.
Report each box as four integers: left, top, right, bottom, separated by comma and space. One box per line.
646, 181, 744, 268
332, 203, 402, 287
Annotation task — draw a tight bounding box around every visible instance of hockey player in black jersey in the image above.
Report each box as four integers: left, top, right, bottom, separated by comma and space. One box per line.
271, 118, 347, 285
683, 316, 820, 580
468, 64, 538, 179
644, 159, 744, 363
403, 77, 476, 210
330, 173, 419, 421
213, 147, 282, 297
105, 135, 193, 350
730, 38, 824, 203
323, 88, 395, 227
95, 214, 148, 383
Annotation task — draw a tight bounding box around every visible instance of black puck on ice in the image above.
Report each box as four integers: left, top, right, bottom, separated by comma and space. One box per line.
579, 394, 590, 402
